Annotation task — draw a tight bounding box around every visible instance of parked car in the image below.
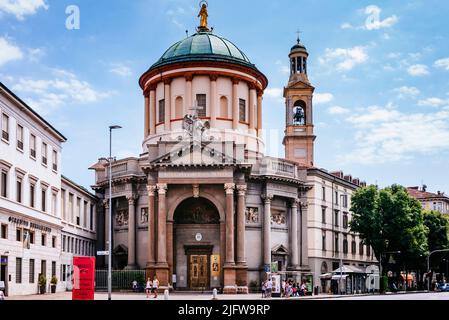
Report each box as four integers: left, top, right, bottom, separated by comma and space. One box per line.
437, 283, 449, 292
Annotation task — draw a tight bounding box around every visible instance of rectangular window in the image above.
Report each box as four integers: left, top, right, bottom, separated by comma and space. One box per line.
41, 234, 46, 246
342, 195, 348, 208
41, 260, 46, 278
343, 213, 348, 229
51, 261, 56, 277
30, 184, 35, 208
62, 235, 66, 252
196, 94, 207, 117
2, 113, 9, 141
335, 191, 338, 205
90, 204, 94, 231
84, 201, 88, 228
29, 230, 34, 244
16, 258, 22, 283
29, 259, 35, 283
351, 240, 356, 254
334, 233, 339, 253
367, 245, 371, 257
76, 198, 81, 226
343, 237, 348, 254
1, 170, 7, 198
69, 194, 74, 223
334, 210, 339, 227
1, 224, 7, 239
30, 134, 36, 158
322, 186, 326, 201
62, 265, 66, 281
322, 231, 326, 251
41, 142, 48, 166
41, 189, 46, 212
52, 150, 58, 171
239, 98, 246, 122
16, 228, 22, 242
61, 189, 66, 220
16, 124, 23, 150
158, 99, 165, 123
52, 236, 56, 248
359, 242, 364, 256
322, 207, 326, 224
52, 193, 57, 216
16, 178, 22, 203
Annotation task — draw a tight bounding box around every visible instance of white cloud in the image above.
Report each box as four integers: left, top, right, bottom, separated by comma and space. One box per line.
407, 64, 429, 76
341, 23, 354, 29
364, 5, 399, 30
418, 97, 449, 107
387, 52, 401, 59
314, 93, 334, 105
110, 64, 133, 77
264, 88, 283, 99
328, 106, 350, 115
11, 69, 112, 114
27, 47, 45, 62
338, 105, 449, 164
0, 37, 23, 66
0, 0, 48, 20
393, 86, 420, 99
434, 58, 449, 71
319, 46, 369, 72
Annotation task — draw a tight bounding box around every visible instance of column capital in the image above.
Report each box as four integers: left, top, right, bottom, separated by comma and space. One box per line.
236, 185, 247, 196
261, 194, 274, 203
232, 77, 240, 85
126, 194, 138, 205
290, 198, 300, 208
147, 184, 157, 196
184, 73, 194, 82
148, 84, 157, 91
224, 183, 235, 195
209, 74, 218, 82
102, 199, 109, 209
248, 82, 258, 91
163, 78, 172, 85
157, 183, 168, 195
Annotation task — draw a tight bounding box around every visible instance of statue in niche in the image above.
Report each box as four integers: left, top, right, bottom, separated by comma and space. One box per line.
245, 207, 259, 223
115, 209, 128, 227
271, 210, 286, 225
140, 208, 148, 224
293, 107, 305, 125
174, 198, 219, 224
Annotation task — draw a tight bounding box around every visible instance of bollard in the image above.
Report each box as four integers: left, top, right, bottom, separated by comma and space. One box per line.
212, 288, 218, 300
164, 289, 169, 300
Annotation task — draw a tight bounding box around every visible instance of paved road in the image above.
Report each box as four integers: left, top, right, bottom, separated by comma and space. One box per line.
324, 292, 449, 300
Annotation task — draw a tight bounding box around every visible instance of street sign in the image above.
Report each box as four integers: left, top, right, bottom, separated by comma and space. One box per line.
97, 251, 109, 256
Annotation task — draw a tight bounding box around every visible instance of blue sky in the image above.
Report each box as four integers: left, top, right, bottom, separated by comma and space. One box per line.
1, 0, 449, 194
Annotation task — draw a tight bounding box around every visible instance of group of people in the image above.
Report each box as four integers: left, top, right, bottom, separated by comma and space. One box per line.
261, 278, 273, 298
282, 280, 308, 298
144, 276, 159, 298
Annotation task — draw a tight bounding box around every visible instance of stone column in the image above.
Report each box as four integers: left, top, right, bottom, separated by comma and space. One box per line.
249, 85, 257, 132
257, 93, 263, 138
155, 183, 169, 288
146, 185, 156, 267
300, 201, 309, 267
210, 75, 218, 128
164, 79, 172, 131
232, 78, 239, 130
290, 199, 299, 268
223, 183, 236, 294
126, 195, 137, 269
144, 95, 150, 137
236, 185, 247, 265
263, 194, 273, 268
149, 88, 156, 135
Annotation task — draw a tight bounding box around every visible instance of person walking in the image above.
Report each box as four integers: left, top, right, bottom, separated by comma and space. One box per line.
152, 276, 159, 299
266, 278, 273, 298
261, 280, 266, 298
145, 278, 152, 298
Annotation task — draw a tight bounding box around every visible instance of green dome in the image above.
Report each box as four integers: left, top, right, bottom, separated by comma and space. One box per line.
149, 31, 255, 70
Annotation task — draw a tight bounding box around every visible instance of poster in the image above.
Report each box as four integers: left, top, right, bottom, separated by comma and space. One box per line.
72, 257, 95, 300
271, 274, 281, 297
211, 255, 220, 277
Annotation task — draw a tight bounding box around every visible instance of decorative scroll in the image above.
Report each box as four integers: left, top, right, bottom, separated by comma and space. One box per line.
245, 207, 259, 224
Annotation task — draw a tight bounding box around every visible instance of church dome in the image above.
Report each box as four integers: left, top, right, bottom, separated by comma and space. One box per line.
290, 39, 308, 55
149, 31, 255, 71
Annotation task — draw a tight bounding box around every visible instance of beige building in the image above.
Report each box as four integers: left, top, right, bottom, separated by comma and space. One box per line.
407, 186, 449, 214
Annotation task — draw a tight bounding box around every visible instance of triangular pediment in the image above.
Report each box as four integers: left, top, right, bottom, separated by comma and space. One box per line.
285, 79, 315, 90
150, 140, 240, 166
271, 244, 289, 255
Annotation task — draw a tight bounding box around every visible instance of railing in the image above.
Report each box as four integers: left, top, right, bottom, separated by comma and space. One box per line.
95, 269, 146, 291
271, 159, 295, 175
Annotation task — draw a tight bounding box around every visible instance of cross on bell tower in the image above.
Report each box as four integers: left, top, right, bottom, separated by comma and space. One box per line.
283, 33, 316, 167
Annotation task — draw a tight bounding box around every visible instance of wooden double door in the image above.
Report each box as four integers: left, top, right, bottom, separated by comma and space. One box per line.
185, 246, 213, 290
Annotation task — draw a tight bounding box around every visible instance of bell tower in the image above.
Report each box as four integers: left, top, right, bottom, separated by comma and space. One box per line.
283, 35, 316, 167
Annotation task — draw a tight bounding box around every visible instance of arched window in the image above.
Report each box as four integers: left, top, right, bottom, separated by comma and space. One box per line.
175, 96, 183, 119
293, 100, 306, 125
220, 96, 228, 118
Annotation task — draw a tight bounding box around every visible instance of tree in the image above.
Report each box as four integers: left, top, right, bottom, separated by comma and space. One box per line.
423, 210, 449, 252
350, 184, 429, 276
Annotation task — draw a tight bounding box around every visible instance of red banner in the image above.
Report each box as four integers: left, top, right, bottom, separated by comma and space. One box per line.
72, 257, 96, 301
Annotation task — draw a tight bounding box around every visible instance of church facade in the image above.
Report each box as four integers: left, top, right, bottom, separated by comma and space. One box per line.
90, 10, 376, 294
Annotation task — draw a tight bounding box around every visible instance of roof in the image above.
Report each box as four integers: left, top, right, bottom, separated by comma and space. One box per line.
0, 82, 67, 142
407, 187, 449, 201
61, 175, 97, 199
290, 39, 308, 55
148, 31, 259, 72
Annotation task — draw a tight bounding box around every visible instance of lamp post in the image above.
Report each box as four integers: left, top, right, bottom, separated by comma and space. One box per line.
106, 125, 122, 301
426, 249, 449, 291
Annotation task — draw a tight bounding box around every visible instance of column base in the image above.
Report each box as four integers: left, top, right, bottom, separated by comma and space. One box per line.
223, 266, 237, 294
235, 264, 248, 287
155, 263, 170, 287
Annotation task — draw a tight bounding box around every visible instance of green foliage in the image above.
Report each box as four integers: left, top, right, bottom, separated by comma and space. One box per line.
380, 276, 388, 293
350, 184, 430, 272
38, 275, 47, 286
423, 210, 449, 252
51, 276, 58, 285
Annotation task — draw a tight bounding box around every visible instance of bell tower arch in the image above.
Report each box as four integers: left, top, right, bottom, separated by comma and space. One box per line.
283, 35, 316, 167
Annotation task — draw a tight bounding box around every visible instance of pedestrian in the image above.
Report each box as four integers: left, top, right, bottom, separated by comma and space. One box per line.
145, 278, 152, 298
132, 280, 138, 293
0, 290, 5, 301
261, 280, 266, 298
266, 278, 273, 298
152, 276, 159, 298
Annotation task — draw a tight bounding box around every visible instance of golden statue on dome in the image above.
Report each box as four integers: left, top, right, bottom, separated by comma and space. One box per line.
198, 1, 209, 31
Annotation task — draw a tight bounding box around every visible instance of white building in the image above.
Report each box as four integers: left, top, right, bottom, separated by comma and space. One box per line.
0, 83, 97, 297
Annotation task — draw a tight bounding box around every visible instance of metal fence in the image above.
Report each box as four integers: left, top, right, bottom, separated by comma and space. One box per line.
95, 269, 146, 292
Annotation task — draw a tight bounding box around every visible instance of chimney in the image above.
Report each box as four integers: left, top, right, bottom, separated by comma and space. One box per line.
422, 184, 427, 192
344, 175, 353, 183
353, 178, 360, 186
331, 171, 344, 179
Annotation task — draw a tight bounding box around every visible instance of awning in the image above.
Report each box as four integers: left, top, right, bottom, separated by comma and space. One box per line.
320, 273, 332, 279
400, 274, 413, 281
332, 274, 349, 280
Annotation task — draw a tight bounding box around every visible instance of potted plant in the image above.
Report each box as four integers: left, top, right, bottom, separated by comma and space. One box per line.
38, 275, 47, 294
50, 276, 58, 293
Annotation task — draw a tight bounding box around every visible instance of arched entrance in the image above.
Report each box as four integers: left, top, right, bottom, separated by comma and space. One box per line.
173, 197, 221, 290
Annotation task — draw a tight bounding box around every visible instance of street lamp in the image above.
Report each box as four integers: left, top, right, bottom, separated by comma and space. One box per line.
103, 125, 122, 301
426, 249, 449, 291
